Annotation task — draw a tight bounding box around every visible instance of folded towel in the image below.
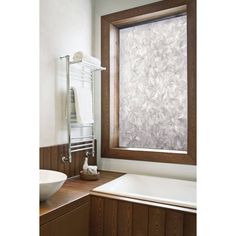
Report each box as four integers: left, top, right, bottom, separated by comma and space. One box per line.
71, 86, 93, 124
73, 51, 101, 66
87, 166, 98, 175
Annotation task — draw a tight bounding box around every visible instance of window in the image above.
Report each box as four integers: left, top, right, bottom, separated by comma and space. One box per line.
101, 0, 196, 165
119, 15, 187, 152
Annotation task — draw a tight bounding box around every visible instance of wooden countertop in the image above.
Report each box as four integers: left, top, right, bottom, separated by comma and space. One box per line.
40, 171, 123, 225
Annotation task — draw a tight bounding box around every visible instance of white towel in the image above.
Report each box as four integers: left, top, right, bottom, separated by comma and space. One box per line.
71, 86, 94, 124
73, 51, 101, 66
87, 166, 98, 175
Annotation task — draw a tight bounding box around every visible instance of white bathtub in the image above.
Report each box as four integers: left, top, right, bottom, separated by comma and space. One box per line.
92, 174, 196, 212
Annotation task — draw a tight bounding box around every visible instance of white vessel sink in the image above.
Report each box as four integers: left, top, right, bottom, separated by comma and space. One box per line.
40, 169, 67, 201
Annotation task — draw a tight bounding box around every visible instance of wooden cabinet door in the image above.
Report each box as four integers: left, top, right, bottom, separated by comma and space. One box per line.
40, 202, 89, 236
40, 222, 52, 236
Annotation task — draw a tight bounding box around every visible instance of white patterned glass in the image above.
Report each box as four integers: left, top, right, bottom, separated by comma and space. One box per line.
119, 15, 187, 151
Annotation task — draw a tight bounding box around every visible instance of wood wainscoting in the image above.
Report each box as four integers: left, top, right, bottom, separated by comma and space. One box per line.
40, 142, 97, 178
90, 196, 196, 236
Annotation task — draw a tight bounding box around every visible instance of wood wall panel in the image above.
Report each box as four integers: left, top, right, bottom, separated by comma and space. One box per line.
90, 196, 196, 236
43, 146, 51, 170
74, 151, 81, 176
64, 145, 70, 176
104, 198, 118, 236
165, 209, 184, 236
50, 146, 58, 171
58, 144, 65, 173
133, 203, 149, 236
148, 206, 166, 236
118, 201, 132, 236
90, 196, 104, 236
40, 148, 44, 169
184, 213, 196, 236
40, 142, 97, 178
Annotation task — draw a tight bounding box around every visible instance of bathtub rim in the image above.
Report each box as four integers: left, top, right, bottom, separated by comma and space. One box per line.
90, 191, 196, 213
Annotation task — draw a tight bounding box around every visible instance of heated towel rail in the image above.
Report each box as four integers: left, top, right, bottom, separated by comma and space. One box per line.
60, 55, 106, 163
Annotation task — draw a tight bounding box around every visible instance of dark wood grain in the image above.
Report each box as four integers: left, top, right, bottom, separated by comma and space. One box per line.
101, 16, 111, 156
184, 213, 196, 236
90, 196, 196, 236
112, 5, 186, 29
40, 141, 97, 178
50, 146, 58, 171
118, 201, 132, 236
104, 198, 118, 236
40, 222, 52, 236
74, 151, 81, 176
90, 196, 104, 236
148, 206, 166, 236
58, 144, 65, 173
165, 209, 184, 236
186, 0, 197, 163
63, 144, 70, 176
132, 203, 149, 236
43, 146, 51, 170
41, 202, 89, 236
102, 0, 187, 23
40, 148, 44, 169
101, 0, 196, 165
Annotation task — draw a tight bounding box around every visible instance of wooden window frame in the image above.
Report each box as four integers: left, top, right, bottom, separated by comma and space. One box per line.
101, 0, 196, 165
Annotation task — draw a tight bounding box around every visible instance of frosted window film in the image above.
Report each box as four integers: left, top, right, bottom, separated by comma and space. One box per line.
119, 15, 187, 151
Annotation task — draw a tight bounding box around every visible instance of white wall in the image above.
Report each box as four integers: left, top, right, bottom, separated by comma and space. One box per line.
93, 0, 196, 181
40, 0, 92, 147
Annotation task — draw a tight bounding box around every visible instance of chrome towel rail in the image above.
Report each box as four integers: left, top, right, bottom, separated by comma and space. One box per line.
71, 143, 93, 148
71, 138, 94, 143
60, 55, 105, 163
